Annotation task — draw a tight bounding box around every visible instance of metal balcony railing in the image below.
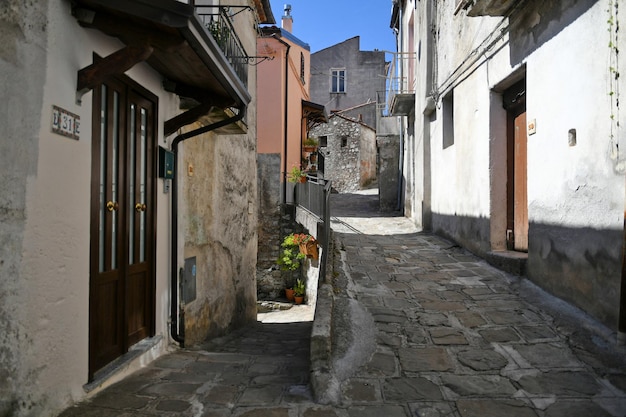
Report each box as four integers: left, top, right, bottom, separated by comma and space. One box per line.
378, 51, 417, 117
195, 6, 249, 88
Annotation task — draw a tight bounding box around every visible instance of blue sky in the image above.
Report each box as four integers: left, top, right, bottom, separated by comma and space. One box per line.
267, 0, 397, 54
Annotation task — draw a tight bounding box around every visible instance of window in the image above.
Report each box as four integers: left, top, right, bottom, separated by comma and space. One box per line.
443, 90, 454, 149
331, 69, 346, 93
319, 135, 328, 147
340, 135, 348, 148
300, 52, 305, 84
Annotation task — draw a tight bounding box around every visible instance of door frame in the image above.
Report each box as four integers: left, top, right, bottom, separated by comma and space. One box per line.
88, 70, 158, 380
503, 79, 527, 252
489, 71, 527, 253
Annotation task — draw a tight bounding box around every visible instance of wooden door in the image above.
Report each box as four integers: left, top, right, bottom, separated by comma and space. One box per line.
89, 78, 156, 379
513, 111, 528, 251
504, 79, 527, 252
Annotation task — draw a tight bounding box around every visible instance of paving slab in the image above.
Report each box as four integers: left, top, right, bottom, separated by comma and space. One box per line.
58, 190, 626, 417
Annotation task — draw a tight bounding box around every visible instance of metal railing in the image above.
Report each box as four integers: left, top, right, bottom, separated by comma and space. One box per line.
295, 175, 332, 282
378, 51, 417, 116
195, 6, 249, 88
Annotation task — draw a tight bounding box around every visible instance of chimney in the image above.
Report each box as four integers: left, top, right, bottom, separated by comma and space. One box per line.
282, 4, 293, 33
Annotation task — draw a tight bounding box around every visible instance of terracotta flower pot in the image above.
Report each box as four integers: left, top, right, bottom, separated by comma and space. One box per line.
294, 296, 304, 305
285, 288, 295, 301
299, 239, 318, 260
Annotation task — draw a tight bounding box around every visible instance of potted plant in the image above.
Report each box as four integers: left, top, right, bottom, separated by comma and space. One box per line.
277, 233, 306, 270
287, 165, 307, 183
285, 287, 295, 302
293, 279, 305, 304
303, 137, 319, 152
289, 233, 318, 259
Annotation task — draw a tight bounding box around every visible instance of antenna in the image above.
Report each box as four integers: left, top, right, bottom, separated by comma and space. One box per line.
284, 4, 292, 17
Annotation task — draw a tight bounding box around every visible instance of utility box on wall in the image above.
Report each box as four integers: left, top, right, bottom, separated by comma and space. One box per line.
158, 146, 175, 179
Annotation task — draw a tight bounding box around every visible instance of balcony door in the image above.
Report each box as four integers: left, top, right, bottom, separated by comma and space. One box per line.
89, 76, 157, 379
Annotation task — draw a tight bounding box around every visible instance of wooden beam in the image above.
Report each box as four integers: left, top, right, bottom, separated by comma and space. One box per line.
163, 80, 236, 135
88, 11, 184, 53
76, 45, 153, 101
164, 101, 215, 136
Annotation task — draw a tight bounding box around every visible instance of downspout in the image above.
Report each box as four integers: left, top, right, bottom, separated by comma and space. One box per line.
396, 2, 405, 211
272, 34, 291, 203
169, 106, 246, 346
617, 184, 626, 346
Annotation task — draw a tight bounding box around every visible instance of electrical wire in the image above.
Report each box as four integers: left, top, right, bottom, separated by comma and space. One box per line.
430, 0, 530, 103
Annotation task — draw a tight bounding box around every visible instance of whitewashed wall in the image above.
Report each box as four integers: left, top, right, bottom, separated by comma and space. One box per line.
1, 1, 180, 414
403, 0, 625, 329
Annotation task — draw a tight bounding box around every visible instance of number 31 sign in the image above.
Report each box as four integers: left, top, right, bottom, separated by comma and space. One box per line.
52, 105, 80, 140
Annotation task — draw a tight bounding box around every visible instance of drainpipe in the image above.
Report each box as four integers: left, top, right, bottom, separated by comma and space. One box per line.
396, 2, 405, 212
617, 184, 626, 346
169, 106, 246, 346
272, 34, 291, 203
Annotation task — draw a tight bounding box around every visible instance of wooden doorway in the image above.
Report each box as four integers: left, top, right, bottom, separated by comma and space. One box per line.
89, 76, 157, 379
504, 79, 528, 252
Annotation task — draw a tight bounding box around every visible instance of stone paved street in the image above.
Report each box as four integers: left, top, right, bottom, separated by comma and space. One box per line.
58, 190, 626, 416
323, 190, 626, 417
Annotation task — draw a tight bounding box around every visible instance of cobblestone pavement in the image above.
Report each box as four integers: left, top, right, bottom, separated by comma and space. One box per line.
58, 190, 626, 416
327, 190, 626, 417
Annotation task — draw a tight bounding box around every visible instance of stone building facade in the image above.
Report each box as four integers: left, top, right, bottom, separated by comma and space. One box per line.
0, 0, 272, 414
256, 6, 327, 299
312, 113, 377, 193
391, 0, 626, 335
310, 36, 387, 129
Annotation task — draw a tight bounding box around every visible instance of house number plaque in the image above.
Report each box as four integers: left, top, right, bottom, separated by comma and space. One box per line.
52, 105, 80, 140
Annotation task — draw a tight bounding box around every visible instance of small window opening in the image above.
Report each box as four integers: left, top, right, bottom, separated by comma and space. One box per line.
443, 90, 454, 149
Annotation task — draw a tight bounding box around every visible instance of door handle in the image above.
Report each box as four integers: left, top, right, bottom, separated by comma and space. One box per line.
135, 203, 147, 212
106, 201, 119, 212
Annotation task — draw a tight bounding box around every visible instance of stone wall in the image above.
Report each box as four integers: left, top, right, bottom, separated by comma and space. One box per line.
313, 115, 374, 193
256, 203, 306, 300
181, 116, 259, 346
377, 135, 400, 212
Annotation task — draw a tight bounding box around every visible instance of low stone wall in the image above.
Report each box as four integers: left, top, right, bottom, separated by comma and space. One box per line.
310, 232, 377, 404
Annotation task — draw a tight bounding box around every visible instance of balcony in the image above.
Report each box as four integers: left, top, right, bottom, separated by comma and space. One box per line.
455, 0, 518, 16
379, 51, 416, 117
72, 0, 251, 110
195, 5, 249, 89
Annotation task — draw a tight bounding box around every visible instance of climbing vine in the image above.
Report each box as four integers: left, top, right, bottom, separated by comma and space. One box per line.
607, 0, 622, 172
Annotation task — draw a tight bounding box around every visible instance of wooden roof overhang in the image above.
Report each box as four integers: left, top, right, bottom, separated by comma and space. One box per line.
72, 0, 252, 135
302, 100, 328, 133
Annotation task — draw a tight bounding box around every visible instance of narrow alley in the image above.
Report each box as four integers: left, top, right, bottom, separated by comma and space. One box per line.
58, 190, 626, 417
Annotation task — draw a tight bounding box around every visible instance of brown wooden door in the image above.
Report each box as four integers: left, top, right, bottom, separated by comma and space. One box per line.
504, 79, 527, 252
89, 78, 156, 379
513, 111, 528, 251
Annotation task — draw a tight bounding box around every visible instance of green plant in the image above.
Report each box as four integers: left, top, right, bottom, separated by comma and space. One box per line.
303, 137, 319, 147
294, 279, 305, 297
207, 19, 229, 49
287, 165, 306, 183
277, 234, 306, 271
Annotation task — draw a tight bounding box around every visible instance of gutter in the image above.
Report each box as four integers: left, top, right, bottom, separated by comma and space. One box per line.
271, 34, 291, 204
169, 107, 246, 346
